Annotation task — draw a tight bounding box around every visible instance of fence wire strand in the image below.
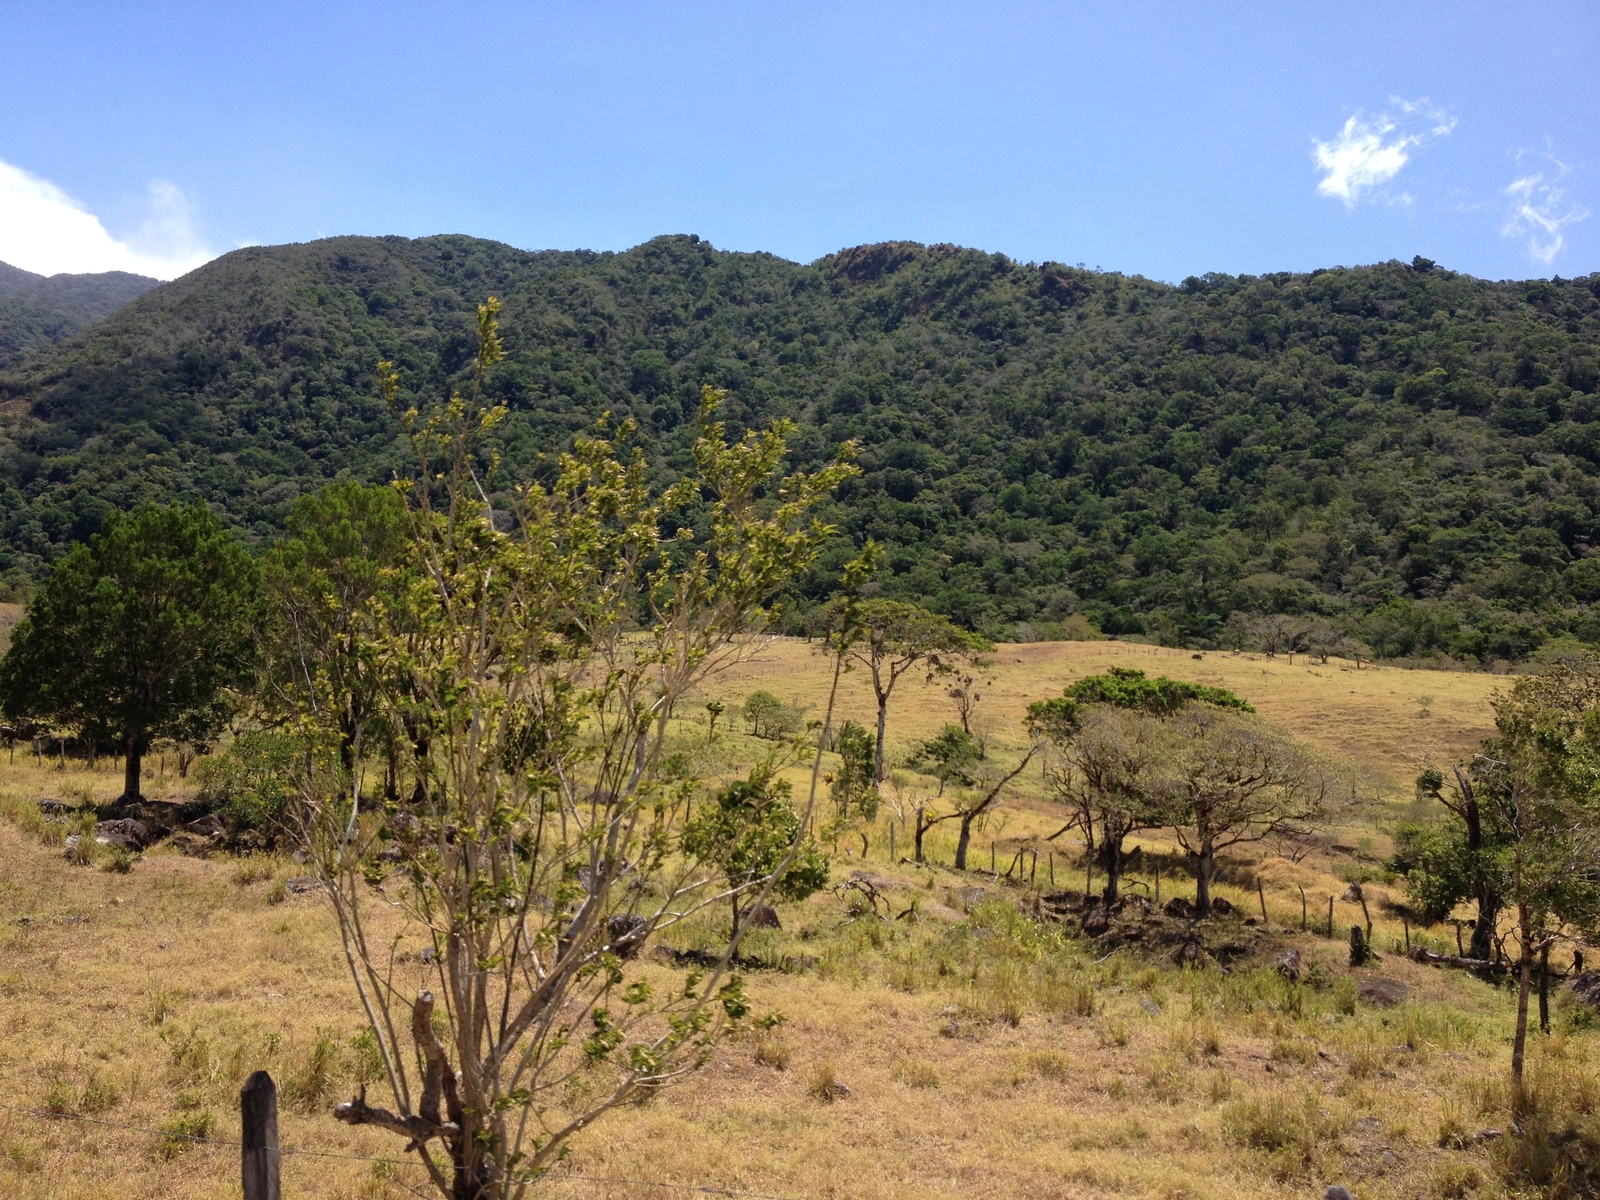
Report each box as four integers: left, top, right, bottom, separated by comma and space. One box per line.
0, 1102, 802, 1198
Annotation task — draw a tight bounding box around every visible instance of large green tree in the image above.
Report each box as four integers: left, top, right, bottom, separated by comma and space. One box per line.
0, 503, 258, 801
1471, 660, 1600, 1088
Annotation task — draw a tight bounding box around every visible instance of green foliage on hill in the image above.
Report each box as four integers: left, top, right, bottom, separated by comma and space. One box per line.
0, 260, 158, 368
2, 234, 1599, 661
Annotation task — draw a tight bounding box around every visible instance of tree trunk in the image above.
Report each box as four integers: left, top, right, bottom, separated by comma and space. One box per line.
1100, 832, 1124, 905
1194, 843, 1214, 918
1469, 893, 1500, 962
122, 734, 143, 802
954, 812, 975, 871
873, 689, 890, 784
1539, 941, 1551, 1035
1511, 906, 1533, 1090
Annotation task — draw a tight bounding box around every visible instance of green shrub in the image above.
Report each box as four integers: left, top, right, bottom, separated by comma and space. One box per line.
195, 732, 300, 844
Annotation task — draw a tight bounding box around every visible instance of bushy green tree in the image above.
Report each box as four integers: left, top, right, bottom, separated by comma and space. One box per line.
1027, 669, 1258, 906
0, 503, 257, 801
684, 767, 830, 936
259, 480, 408, 780
742, 689, 803, 740
195, 731, 301, 844
1470, 659, 1600, 1087
908, 723, 983, 796
829, 720, 877, 819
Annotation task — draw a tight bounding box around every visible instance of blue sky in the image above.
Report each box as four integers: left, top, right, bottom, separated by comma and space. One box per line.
0, 1, 1595, 281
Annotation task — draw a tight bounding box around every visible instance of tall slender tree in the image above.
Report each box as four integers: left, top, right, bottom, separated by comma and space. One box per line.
824, 598, 991, 782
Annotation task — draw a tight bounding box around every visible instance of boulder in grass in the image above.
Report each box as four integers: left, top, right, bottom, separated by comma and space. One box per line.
94, 818, 149, 850
606, 913, 651, 959
1569, 971, 1600, 1011
1275, 949, 1303, 982
742, 904, 782, 930
186, 813, 226, 839
1356, 975, 1410, 1008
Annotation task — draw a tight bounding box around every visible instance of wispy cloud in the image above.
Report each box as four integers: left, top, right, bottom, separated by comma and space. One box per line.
0, 158, 216, 280
1312, 98, 1456, 208
1502, 155, 1587, 265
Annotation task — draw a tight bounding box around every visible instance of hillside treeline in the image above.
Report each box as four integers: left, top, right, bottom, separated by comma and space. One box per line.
2, 234, 1599, 661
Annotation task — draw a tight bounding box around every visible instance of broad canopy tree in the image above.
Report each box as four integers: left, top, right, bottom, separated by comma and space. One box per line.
1028, 668, 1330, 915
0, 503, 258, 802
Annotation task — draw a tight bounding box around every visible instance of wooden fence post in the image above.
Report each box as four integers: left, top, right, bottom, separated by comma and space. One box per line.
241, 1070, 281, 1200
889, 824, 895, 862
1327, 895, 1334, 939
1257, 879, 1268, 926
1298, 885, 1307, 931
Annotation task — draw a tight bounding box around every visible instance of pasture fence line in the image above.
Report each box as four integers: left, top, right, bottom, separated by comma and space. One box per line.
0, 1092, 804, 1200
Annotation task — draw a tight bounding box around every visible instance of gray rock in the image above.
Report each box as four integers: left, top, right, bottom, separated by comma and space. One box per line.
1139, 996, 1162, 1017
1570, 970, 1600, 1010
1163, 896, 1196, 918
1342, 883, 1365, 903
606, 913, 651, 959
283, 875, 323, 894
186, 813, 226, 838
1324, 1187, 1355, 1200
63, 834, 81, 859
1275, 949, 1303, 982
1356, 976, 1410, 1008
743, 904, 781, 930
94, 818, 149, 849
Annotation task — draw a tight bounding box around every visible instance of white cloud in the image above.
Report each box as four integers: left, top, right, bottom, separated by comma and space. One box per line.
0, 157, 216, 280
1312, 99, 1455, 208
1502, 157, 1588, 265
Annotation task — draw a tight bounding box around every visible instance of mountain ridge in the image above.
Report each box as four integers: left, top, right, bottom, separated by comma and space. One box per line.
2, 233, 1599, 662
0, 260, 161, 368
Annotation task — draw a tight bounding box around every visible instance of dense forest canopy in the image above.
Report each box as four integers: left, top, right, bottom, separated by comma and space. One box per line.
0, 261, 159, 368
2, 233, 1599, 662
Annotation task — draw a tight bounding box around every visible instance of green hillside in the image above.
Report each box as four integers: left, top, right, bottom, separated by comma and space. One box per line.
0, 261, 159, 368
2, 233, 1599, 661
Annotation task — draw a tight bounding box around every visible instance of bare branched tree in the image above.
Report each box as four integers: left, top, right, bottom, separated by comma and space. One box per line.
1157, 706, 1337, 918
291, 303, 858, 1199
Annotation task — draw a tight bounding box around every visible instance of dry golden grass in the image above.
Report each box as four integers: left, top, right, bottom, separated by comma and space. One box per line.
707, 637, 1503, 795
0, 642, 1582, 1200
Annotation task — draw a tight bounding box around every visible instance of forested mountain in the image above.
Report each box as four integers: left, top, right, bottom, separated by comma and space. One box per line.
2, 233, 1599, 662
0, 261, 159, 368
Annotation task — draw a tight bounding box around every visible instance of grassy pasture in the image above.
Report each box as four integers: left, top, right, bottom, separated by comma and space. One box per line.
0, 640, 1591, 1200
